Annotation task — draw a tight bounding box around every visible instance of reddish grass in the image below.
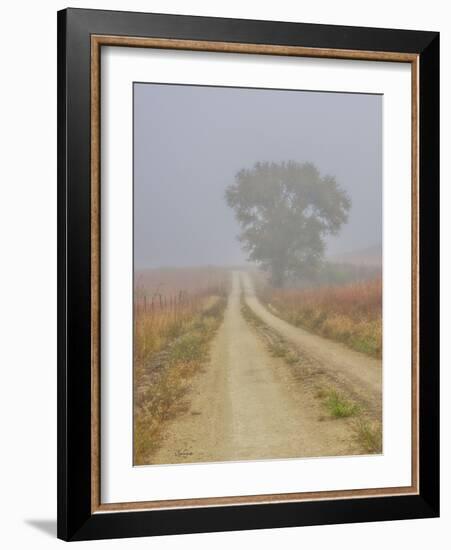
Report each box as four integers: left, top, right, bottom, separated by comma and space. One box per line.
134, 267, 228, 372
263, 279, 382, 357
133, 267, 228, 464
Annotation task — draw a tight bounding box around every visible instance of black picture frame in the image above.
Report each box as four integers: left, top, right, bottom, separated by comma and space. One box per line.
57, 7, 439, 541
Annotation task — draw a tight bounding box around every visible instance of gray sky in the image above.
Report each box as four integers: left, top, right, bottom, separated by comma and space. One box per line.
134, 83, 382, 269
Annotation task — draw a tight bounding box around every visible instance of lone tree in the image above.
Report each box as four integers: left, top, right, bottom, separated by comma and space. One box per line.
225, 161, 351, 287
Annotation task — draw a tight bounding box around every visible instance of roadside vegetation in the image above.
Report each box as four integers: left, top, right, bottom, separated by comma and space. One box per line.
261, 278, 382, 358
354, 418, 383, 453
134, 268, 227, 465
241, 296, 381, 454
316, 387, 381, 453
316, 388, 360, 418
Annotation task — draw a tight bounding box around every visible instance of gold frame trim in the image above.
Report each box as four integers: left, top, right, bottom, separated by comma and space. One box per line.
90, 35, 420, 514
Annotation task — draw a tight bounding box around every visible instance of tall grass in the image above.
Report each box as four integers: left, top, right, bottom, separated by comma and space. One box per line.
133, 268, 228, 464
134, 267, 227, 376
263, 278, 382, 358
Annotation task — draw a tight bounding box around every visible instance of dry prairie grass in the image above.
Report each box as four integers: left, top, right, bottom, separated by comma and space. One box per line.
134, 267, 228, 375
242, 295, 381, 454
264, 279, 382, 358
133, 268, 228, 465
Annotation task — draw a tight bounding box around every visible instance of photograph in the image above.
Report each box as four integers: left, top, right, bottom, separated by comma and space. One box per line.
133, 82, 383, 466
54, 6, 440, 542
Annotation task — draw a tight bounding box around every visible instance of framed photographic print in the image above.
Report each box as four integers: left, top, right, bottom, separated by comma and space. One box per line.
57, 8, 439, 541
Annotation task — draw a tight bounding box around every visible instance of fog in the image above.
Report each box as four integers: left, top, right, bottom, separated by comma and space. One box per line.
134, 83, 382, 269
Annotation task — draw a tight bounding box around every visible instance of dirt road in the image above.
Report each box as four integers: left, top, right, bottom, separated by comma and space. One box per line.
241, 272, 382, 417
152, 271, 372, 465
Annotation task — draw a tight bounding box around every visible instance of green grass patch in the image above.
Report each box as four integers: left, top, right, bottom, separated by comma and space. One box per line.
324, 390, 360, 418
315, 387, 381, 453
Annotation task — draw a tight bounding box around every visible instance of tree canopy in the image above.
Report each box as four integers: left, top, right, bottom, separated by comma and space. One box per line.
225, 161, 351, 287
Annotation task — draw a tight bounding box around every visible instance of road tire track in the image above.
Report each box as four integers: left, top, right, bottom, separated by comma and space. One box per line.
150, 271, 364, 465
241, 272, 382, 418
